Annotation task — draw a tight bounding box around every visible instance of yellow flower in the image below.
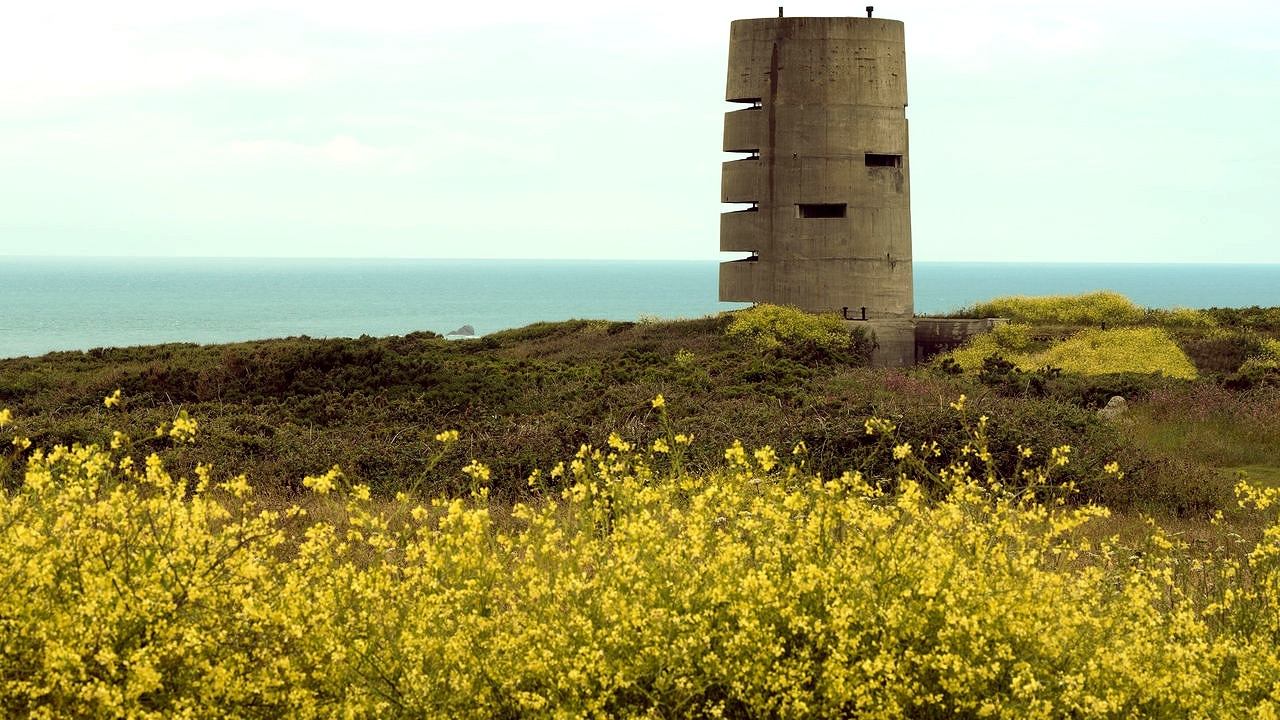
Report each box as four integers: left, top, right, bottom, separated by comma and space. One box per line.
949, 393, 967, 412
10, 400, 1269, 716
792, 440, 807, 456
103, 389, 122, 409
434, 429, 460, 443
0, 408, 11, 427
652, 438, 670, 454
221, 474, 253, 498
864, 417, 897, 436
607, 433, 632, 452
463, 460, 491, 483
12, 436, 31, 451
724, 440, 748, 466
1050, 445, 1072, 467
169, 411, 198, 443
753, 446, 778, 472
651, 394, 665, 409
303, 465, 343, 494
674, 433, 693, 446
892, 443, 913, 460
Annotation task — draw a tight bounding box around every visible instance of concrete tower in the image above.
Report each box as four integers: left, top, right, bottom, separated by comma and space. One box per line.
719, 13, 914, 364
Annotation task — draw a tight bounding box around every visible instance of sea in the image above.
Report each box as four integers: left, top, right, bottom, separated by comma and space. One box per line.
2, 257, 1279, 359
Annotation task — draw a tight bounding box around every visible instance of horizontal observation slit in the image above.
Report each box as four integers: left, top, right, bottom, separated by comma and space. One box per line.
865, 153, 903, 168
797, 203, 847, 219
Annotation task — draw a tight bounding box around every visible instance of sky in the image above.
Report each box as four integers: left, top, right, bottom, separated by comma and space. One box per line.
1, 0, 1277, 263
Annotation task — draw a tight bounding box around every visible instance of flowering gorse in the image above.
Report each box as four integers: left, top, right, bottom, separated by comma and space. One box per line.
725, 304, 855, 353
943, 326, 1198, 379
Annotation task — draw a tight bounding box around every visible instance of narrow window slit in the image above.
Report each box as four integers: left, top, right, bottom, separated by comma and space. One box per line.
865, 153, 903, 168
797, 203, 847, 219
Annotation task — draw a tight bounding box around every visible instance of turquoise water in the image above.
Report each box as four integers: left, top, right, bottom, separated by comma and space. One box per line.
2, 257, 1279, 359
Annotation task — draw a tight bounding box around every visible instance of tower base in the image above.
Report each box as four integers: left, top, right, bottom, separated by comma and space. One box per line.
848, 319, 916, 368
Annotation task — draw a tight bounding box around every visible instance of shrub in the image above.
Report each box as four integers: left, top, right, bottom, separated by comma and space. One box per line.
1174, 327, 1263, 374
1147, 307, 1217, 328
1046, 372, 1167, 410
939, 327, 1198, 380
966, 291, 1145, 326
990, 321, 1036, 350
725, 304, 867, 362
1204, 306, 1280, 332
1225, 339, 1280, 389
1036, 328, 1198, 380
942, 332, 1006, 372
1239, 337, 1280, 375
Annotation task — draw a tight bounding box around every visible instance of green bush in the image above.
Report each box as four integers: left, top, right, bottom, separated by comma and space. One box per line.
1228, 338, 1280, 388
1173, 328, 1263, 374
1204, 306, 1280, 332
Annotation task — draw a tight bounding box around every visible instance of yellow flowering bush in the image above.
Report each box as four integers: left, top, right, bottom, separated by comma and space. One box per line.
968, 291, 1145, 326
989, 321, 1036, 351
1149, 306, 1218, 328
726, 304, 854, 354
1037, 327, 1198, 379
1239, 337, 1280, 375
944, 326, 1198, 379
4, 398, 1280, 717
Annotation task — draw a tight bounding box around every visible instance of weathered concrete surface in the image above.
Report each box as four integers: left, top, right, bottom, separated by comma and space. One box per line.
914, 317, 1006, 362
846, 319, 916, 367
719, 16, 912, 325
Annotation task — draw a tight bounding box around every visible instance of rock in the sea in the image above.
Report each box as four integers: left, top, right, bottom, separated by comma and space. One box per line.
445, 324, 476, 337
1097, 395, 1128, 420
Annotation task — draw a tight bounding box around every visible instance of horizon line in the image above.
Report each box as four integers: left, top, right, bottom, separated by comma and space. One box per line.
3, 255, 1280, 266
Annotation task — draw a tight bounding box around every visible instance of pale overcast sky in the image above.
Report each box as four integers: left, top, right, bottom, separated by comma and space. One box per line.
1, 0, 1277, 262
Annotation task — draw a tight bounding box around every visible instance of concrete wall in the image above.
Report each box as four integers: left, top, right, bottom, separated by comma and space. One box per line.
719, 16, 913, 323
914, 317, 1006, 363
847, 319, 916, 367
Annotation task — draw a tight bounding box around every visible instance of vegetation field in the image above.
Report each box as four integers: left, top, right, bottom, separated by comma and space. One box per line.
3, 297, 1280, 716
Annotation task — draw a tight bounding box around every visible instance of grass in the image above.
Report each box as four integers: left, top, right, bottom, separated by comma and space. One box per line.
1228, 464, 1280, 488
929, 292, 1280, 526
